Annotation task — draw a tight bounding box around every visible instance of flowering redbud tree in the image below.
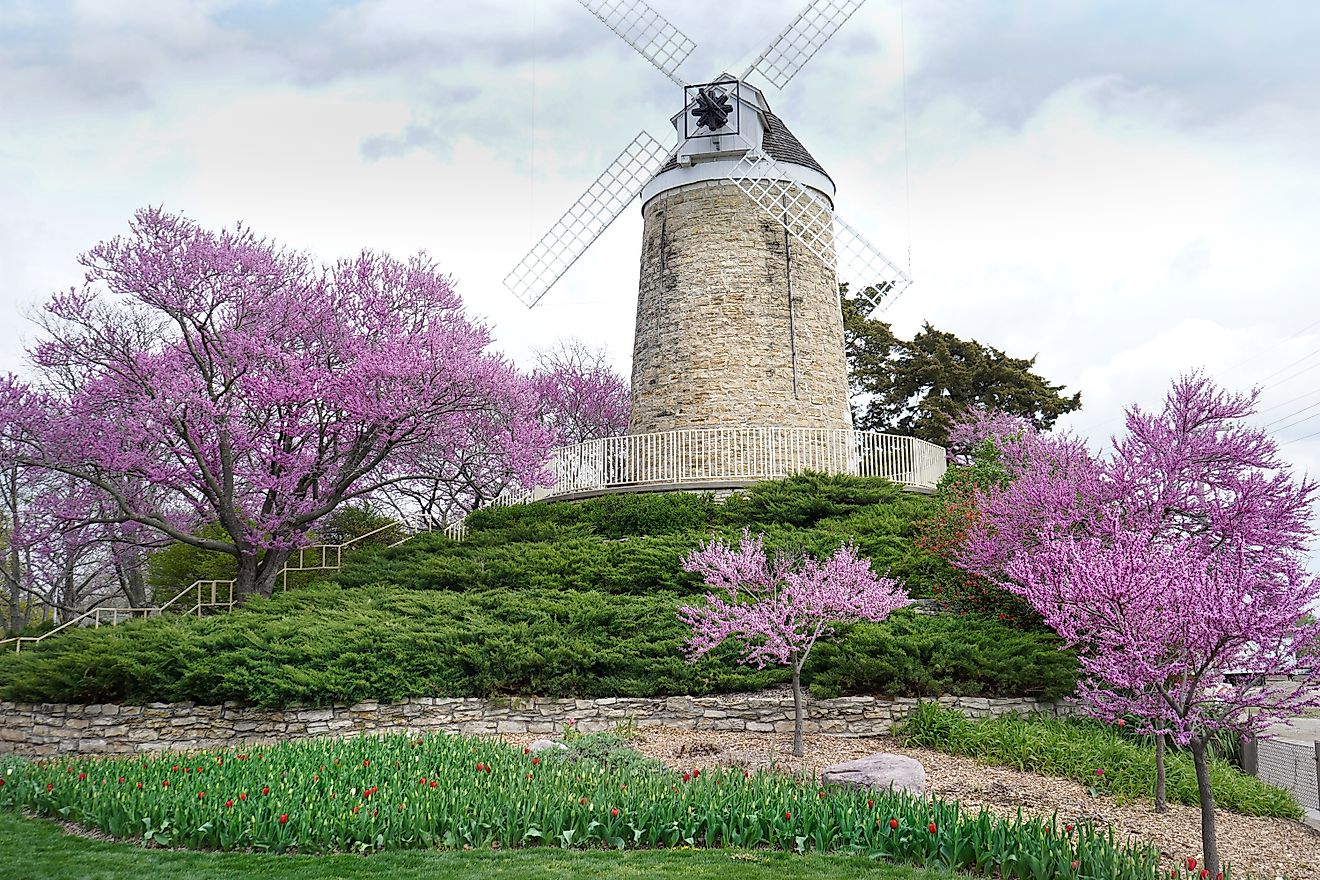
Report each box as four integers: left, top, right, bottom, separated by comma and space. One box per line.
0, 208, 547, 601
678, 530, 911, 757
954, 376, 1320, 877
532, 339, 630, 445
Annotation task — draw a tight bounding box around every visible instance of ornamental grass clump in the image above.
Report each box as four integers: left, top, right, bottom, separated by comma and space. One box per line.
678, 530, 911, 756
0, 732, 1165, 879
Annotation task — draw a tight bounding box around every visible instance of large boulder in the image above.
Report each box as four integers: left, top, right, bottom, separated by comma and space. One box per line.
821, 753, 926, 797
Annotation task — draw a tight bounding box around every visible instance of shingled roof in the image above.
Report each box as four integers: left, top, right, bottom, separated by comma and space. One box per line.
659, 111, 832, 182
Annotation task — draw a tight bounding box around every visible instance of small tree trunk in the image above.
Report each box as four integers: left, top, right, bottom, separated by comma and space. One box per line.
1190, 736, 1220, 878
232, 549, 294, 603
790, 654, 805, 758
1155, 733, 1167, 812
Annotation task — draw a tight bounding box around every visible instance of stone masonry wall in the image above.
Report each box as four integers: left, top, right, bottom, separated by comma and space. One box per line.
630, 179, 852, 435
0, 691, 1069, 757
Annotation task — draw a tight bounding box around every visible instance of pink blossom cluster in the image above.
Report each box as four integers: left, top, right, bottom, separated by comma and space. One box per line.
678, 530, 911, 670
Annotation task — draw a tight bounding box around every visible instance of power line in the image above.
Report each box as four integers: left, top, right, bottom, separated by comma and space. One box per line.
1257, 385, 1320, 415
1255, 344, 1320, 388
1264, 398, 1320, 430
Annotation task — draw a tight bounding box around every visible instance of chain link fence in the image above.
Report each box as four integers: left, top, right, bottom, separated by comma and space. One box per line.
1249, 736, 1320, 811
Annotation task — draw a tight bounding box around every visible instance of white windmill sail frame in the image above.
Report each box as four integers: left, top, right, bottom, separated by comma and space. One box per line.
503, 131, 674, 309
724, 143, 911, 314
576, 0, 696, 87
742, 0, 868, 90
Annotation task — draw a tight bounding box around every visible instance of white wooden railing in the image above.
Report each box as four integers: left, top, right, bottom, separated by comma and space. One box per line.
545, 427, 946, 496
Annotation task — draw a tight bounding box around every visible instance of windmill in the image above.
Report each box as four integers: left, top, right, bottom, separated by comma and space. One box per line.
505, 0, 912, 438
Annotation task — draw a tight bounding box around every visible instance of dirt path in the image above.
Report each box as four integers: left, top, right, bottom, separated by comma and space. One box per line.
506, 726, 1320, 880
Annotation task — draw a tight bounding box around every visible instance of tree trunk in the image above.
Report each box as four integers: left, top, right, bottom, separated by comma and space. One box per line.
1155, 733, 1167, 811
1190, 736, 1220, 878
233, 549, 294, 603
791, 654, 805, 758
6, 545, 21, 634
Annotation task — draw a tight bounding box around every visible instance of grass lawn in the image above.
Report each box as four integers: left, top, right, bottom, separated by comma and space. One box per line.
0, 811, 957, 880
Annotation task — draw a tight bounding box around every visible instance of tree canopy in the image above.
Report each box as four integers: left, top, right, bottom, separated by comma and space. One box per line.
842, 291, 1081, 445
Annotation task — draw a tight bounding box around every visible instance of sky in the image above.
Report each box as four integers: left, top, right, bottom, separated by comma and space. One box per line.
2, 0, 1319, 484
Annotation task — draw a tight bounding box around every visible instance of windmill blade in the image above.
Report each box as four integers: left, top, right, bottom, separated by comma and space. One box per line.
724, 146, 912, 313
832, 214, 913, 313
742, 0, 867, 90
577, 0, 696, 87
504, 131, 673, 309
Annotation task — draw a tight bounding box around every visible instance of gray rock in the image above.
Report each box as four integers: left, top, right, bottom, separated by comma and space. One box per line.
528, 738, 567, 753
821, 753, 926, 797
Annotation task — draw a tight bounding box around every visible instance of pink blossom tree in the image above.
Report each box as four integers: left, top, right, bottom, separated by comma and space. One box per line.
532, 339, 630, 445
953, 376, 1320, 876
678, 530, 911, 756
0, 208, 547, 601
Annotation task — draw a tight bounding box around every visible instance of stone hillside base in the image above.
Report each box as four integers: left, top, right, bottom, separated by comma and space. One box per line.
0, 692, 1069, 757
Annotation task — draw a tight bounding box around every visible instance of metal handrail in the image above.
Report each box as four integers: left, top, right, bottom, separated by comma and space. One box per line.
0, 523, 410, 654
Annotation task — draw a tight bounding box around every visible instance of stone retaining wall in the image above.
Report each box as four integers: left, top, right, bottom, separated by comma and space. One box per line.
0, 691, 1069, 756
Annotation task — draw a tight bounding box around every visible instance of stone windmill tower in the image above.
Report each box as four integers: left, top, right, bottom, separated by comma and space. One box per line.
505, 0, 924, 489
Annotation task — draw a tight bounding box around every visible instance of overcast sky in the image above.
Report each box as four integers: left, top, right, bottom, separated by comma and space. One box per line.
2, 0, 1319, 485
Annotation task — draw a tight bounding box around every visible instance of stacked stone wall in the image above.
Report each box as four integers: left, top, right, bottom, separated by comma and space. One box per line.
630, 180, 851, 435
0, 691, 1071, 756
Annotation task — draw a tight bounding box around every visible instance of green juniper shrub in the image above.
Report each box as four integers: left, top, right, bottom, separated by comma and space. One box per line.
806, 611, 1077, 699
0, 476, 1076, 707
898, 702, 1300, 819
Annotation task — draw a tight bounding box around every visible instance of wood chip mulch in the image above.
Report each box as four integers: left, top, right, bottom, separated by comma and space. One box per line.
505, 726, 1320, 880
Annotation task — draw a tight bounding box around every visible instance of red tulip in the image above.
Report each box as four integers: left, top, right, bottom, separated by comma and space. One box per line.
117, 777, 125, 784
692, 769, 700, 779
239, 792, 247, 801
683, 772, 691, 782
279, 813, 288, 825
784, 811, 792, 820
1065, 823, 1074, 832
1200, 871, 1208, 879
523, 747, 530, 755
928, 822, 937, 834
225, 799, 234, 808
889, 818, 898, 830
430, 780, 437, 788
867, 799, 873, 808
197, 791, 205, 799
136, 782, 143, 790
818, 790, 827, 798
611, 808, 619, 817
527, 773, 534, 780
532, 757, 540, 766
262, 786, 270, 796
476, 763, 485, 772
1071, 861, 1079, 871
1188, 859, 1197, 871
1117, 719, 1126, 727
78, 772, 86, 781
46, 783, 53, 791
162, 780, 169, 788
363, 760, 370, 767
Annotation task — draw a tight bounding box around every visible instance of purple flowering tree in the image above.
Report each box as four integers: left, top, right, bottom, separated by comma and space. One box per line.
678, 530, 911, 757
532, 340, 630, 445
954, 376, 1320, 876
0, 208, 547, 602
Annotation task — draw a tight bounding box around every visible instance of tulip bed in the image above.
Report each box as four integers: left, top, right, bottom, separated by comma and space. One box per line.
0, 733, 1170, 880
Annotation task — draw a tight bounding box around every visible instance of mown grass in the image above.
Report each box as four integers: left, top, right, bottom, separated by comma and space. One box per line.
0, 810, 959, 880
898, 703, 1301, 819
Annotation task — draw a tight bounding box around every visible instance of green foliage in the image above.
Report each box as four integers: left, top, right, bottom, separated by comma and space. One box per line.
842, 292, 1081, 446
0, 476, 1076, 706
0, 809, 990, 880
146, 524, 237, 601
898, 703, 1301, 819
316, 503, 406, 547
807, 613, 1077, 699
1, 733, 1164, 880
